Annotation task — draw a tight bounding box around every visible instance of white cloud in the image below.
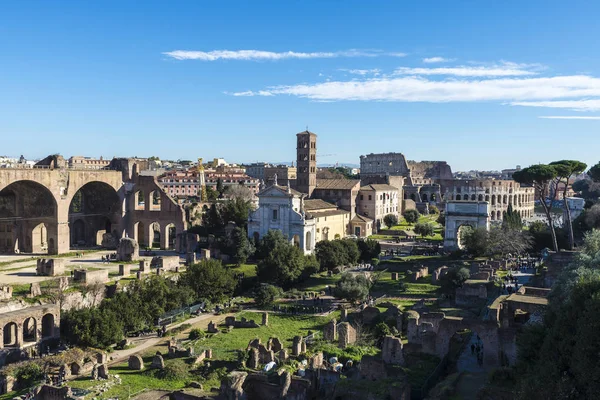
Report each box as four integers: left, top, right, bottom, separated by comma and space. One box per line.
423, 57, 455, 63
394, 64, 537, 77
339, 68, 381, 76
163, 49, 406, 61
231, 75, 600, 109
511, 99, 600, 111
538, 116, 600, 120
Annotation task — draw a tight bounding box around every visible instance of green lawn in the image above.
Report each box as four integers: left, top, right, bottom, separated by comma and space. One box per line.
371, 272, 441, 298
228, 263, 258, 278
296, 272, 341, 293
189, 311, 338, 362
68, 362, 187, 399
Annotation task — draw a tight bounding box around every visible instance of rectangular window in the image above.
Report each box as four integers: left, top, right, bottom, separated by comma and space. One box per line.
368, 195, 372, 201
272, 209, 278, 220
360, 195, 364, 200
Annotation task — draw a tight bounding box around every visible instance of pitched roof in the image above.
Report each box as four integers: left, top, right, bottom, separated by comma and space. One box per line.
310, 209, 350, 218
352, 214, 373, 223
315, 179, 360, 190
359, 184, 400, 192
304, 199, 338, 211
257, 184, 303, 197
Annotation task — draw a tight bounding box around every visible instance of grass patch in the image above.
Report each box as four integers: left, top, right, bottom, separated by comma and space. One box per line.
193, 311, 337, 362
296, 272, 341, 293
371, 273, 441, 298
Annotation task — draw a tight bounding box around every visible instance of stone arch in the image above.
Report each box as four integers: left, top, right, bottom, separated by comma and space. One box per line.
0, 180, 58, 254
135, 221, 146, 247
456, 224, 474, 249
491, 195, 496, 205
443, 202, 490, 250
3, 322, 19, 347
71, 219, 86, 246
422, 193, 428, 202
135, 190, 145, 211
503, 195, 507, 204
150, 222, 161, 248
68, 181, 120, 248
164, 223, 176, 250
456, 194, 461, 201
41, 313, 55, 338
496, 210, 502, 220
490, 212, 495, 221
305, 231, 312, 251
471, 194, 476, 201
478, 194, 483, 201
23, 317, 37, 342
149, 190, 161, 211
485, 195, 489, 202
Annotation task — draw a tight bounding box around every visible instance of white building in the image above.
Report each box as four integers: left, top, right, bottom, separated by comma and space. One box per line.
565, 197, 585, 222
247, 184, 316, 254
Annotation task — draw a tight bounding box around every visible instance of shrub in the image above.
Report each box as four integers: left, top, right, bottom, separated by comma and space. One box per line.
429, 205, 440, 214
189, 328, 205, 340
403, 209, 420, 224
160, 359, 189, 380
15, 363, 43, 387
383, 214, 399, 228
254, 284, 283, 307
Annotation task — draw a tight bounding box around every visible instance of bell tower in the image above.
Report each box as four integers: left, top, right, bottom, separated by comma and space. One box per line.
296, 130, 317, 196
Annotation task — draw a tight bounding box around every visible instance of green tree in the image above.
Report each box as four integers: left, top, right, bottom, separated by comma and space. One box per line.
222, 197, 253, 229
550, 160, 588, 249
513, 164, 559, 251
460, 226, 487, 256
383, 213, 399, 228
334, 273, 371, 302
315, 240, 345, 271
202, 203, 223, 232
216, 178, 224, 195
403, 209, 420, 224
589, 162, 600, 182
357, 238, 381, 262
256, 231, 318, 287
179, 259, 237, 304
253, 284, 283, 307
502, 203, 523, 231
340, 239, 360, 265
414, 222, 435, 238
436, 213, 446, 227
439, 266, 470, 295
203, 186, 219, 201
226, 227, 254, 266
429, 205, 440, 214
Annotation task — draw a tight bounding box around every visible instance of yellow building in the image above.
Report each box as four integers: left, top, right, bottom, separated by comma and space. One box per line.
304, 199, 350, 241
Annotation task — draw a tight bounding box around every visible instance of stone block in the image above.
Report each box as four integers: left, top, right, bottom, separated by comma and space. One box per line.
139, 260, 150, 273
128, 355, 144, 370
382, 336, 404, 365
292, 336, 302, 356
118, 264, 130, 276
28, 282, 42, 298
152, 354, 165, 369
117, 237, 139, 261
323, 319, 337, 341
338, 322, 357, 348
207, 321, 218, 333
261, 312, 269, 326
98, 364, 109, 379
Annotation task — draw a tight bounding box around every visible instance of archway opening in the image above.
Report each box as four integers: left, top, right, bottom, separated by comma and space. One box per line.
422, 193, 428, 202
23, 317, 37, 342
135, 190, 145, 210
165, 224, 176, 250
293, 234, 300, 248
41, 314, 54, 338
0, 180, 57, 254
135, 221, 146, 247
68, 181, 120, 248
150, 191, 161, 211
457, 225, 474, 249
150, 222, 161, 248
3, 322, 18, 347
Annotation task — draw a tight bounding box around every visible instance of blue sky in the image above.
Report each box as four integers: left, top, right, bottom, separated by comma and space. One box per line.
1, 1, 600, 171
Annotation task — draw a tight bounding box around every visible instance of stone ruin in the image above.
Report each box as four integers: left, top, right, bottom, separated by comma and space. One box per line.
382, 335, 404, 365
455, 281, 488, 306
431, 266, 449, 284
117, 237, 139, 261
97, 364, 109, 379
28, 282, 42, 298
292, 336, 303, 356
128, 354, 144, 370
340, 308, 348, 321
192, 349, 213, 366
138, 259, 150, 273
218, 370, 314, 400
101, 232, 119, 250
261, 312, 268, 326
225, 316, 259, 329
151, 255, 180, 271
152, 352, 165, 368
118, 264, 130, 276
33, 385, 73, 400
405, 310, 518, 367
323, 319, 337, 341
36, 258, 65, 276
266, 337, 283, 352
0, 285, 13, 300
73, 268, 109, 285
247, 339, 276, 368
409, 265, 429, 282
338, 322, 357, 348
360, 306, 380, 325
207, 321, 218, 333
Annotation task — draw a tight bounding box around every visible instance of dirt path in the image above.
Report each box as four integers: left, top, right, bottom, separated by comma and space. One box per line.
108, 312, 228, 365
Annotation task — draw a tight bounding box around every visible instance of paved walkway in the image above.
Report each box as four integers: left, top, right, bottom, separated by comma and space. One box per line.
455, 334, 487, 400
